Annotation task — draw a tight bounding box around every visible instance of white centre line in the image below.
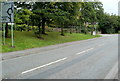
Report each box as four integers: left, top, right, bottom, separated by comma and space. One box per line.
76, 48, 94, 55
21, 57, 67, 74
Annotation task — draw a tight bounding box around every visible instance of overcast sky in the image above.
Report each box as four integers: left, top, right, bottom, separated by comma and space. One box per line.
100, 0, 119, 15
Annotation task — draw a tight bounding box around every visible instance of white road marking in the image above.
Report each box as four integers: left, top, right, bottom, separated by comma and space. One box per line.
104, 62, 118, 79
76, 48, 94, 55
21, 57, 67, 74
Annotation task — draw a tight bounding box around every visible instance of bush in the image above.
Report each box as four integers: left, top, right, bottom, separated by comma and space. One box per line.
16, 24, 28, 31
106, 28, 115, 34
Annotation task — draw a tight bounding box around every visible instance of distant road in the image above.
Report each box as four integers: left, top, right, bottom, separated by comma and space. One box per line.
2, 34, 118, 79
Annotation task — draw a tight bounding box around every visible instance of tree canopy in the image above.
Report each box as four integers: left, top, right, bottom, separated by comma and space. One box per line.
12, 2, 120, 38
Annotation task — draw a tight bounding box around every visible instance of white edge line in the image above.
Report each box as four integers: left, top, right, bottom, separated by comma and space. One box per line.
21, 57, 67, 74
76, 48, 94, 55
104, 62, 118, 79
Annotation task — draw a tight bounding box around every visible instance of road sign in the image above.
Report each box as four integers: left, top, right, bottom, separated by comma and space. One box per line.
1, 2, 15, 47
1, 2, 14, 23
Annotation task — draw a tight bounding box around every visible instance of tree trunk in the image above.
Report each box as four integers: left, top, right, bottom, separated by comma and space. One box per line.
69, 25, 72, 34
61, 27, 64, 36
85, 22, 87, 34
42, 18, 46, 34
5, 23, 9, 38
79, 25, 81, 33
27, 25, 30, 32
70, 27, 72, 34
21, 28, 23, 32
91, 24, 94, 35
27, 22, 29, 32
76, 27, 77, 33
38, 23, 41, 38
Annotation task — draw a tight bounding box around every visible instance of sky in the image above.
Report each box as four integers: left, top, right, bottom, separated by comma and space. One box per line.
100, 0, 120, 15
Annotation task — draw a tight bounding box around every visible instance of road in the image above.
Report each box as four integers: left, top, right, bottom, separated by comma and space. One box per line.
2, 34, 119, 80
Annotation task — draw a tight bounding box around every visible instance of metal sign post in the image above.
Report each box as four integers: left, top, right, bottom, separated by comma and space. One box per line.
1, 2, 14, 47
3, 23, 6, 45
11, 23, 14, 47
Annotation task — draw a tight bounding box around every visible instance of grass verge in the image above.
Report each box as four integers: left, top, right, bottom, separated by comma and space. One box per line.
2, 31, 101, 53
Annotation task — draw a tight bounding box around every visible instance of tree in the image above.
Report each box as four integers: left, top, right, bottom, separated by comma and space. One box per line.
31, 10, 42, 38
54, 2, 81, 35
54, 9, 70, 36
14, 2, 34, 10
118, 16, 120, 33
81, 2, 94, 34
99, 13, 118, 34
33, 2, 56, 34
21, 9, 33, 31
80, 2, 104, 34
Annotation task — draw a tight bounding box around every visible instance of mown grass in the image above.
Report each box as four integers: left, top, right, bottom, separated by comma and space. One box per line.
2, 31, 101, 53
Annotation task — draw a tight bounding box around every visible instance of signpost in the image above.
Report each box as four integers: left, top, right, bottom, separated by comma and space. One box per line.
1, 2, 14, 47
3, 24, 5, 45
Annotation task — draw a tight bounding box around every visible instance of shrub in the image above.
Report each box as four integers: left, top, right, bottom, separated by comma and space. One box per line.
16, 24, 28, 31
